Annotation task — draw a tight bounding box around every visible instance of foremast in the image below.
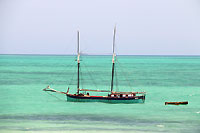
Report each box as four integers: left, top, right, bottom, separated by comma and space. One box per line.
111, 26, 116, 92
77, 31, 80, 94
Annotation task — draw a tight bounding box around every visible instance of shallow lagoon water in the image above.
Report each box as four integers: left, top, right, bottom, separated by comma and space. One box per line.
0, 55, 200, 132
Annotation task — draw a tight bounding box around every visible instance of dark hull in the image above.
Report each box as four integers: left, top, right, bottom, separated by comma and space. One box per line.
66, 94, 145, 103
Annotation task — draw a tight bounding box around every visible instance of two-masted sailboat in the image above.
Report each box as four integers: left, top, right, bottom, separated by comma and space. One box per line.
43, 27, 146, 103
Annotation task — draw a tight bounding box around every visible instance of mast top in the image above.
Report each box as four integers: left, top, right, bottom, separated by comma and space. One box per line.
77, 30, 80, 55
112, 26, 116, 63
112, 26, 116, 54
77, 31, 80, 63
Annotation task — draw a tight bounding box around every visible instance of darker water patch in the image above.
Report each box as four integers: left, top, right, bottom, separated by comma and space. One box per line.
0, 126, 168, 132
1, 114, 199, 132
0, 114, 182, 125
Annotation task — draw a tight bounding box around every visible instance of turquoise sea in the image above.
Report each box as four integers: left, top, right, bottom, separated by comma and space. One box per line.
0, 55, 200, 133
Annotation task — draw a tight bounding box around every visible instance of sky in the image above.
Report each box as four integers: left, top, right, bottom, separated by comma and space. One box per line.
0, 0, 200, 55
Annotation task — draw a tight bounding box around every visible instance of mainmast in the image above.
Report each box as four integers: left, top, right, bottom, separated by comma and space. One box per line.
111, 26, 116, 92
77, 31, 80, 94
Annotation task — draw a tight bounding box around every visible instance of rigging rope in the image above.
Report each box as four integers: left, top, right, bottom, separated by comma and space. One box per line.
115, 63, 119, 92
80, 63, 84, 89
44, 91, 66, 102
49, 56, 75, 86
116, 59, 133, 90
67, 59, 76, 87
82, 60, 99, 89
48, 57, 66, 86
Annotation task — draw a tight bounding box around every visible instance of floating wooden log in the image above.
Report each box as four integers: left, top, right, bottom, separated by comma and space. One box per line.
165, 101, 188, 105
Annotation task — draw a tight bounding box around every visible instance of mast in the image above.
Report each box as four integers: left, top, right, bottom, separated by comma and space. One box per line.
77, 30, 80, 94
111, 26, 116, 92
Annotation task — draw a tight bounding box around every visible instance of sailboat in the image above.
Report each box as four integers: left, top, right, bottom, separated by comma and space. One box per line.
43, 27, 146, 103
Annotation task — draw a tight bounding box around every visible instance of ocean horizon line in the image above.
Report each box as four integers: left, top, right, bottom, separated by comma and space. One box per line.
0, 54, 200, 56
